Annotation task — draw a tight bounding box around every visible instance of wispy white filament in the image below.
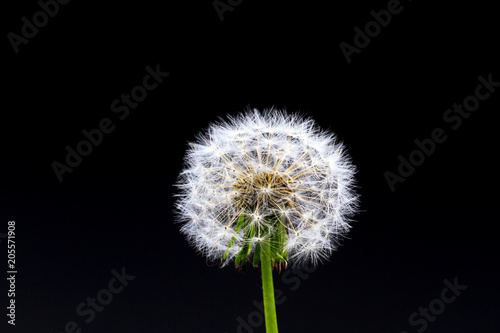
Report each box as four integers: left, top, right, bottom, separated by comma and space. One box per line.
175, 109, 359, 267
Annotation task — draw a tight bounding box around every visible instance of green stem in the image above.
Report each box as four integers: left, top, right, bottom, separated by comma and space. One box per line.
261, 241, 279, 333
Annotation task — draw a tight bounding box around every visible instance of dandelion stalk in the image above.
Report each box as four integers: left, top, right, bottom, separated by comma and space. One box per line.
261, 237, 278, 333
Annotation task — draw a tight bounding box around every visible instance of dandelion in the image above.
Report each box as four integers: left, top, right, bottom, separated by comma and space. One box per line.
175, 108, 359, 332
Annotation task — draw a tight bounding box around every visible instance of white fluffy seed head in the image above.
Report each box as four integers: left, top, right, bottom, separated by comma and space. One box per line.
174, 108, 359, 267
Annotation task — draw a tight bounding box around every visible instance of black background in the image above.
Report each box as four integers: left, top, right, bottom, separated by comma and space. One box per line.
2, 1, 499, 332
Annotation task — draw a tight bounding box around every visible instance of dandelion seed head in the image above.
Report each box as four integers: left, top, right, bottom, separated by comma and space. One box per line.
175, 108, 359, 267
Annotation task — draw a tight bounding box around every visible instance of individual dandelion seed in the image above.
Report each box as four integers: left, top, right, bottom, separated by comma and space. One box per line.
174, 108, 359, 333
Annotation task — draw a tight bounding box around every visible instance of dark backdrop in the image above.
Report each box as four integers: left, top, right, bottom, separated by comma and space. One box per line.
2, 1, 499, 332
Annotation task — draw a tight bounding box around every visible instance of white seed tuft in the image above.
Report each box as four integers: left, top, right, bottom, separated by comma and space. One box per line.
174, 108, 359, 267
